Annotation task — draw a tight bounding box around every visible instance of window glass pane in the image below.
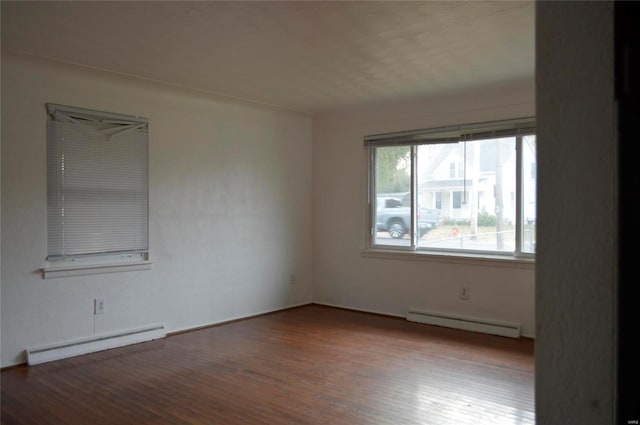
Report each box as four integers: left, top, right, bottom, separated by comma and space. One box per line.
522, 135, 537, 253
374, 146, 411, 247
416, 138, 516, 252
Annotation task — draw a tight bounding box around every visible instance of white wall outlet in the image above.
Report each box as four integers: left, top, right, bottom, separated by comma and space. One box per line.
460, 287, 470, 301
289, 273, 296, 285
94, 298, 105, 315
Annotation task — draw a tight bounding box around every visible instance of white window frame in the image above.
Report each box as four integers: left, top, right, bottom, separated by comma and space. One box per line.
363, 117, 536, 264
43, 104, 152, 278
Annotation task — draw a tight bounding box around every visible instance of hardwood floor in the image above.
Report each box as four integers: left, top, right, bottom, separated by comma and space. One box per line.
1, 304, 534, 425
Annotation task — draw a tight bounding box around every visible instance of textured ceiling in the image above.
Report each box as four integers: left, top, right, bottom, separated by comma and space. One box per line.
1, 1, 535, 114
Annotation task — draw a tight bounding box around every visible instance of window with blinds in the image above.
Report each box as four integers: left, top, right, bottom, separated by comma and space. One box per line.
365, 117, 536, 259
46, 104, 149, 261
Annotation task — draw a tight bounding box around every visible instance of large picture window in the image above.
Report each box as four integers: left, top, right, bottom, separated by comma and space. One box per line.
366, 118, 536, 258
46, 104, 149, 263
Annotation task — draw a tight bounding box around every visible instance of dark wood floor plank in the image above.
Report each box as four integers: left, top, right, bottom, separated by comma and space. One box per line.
1, 304, 534, 424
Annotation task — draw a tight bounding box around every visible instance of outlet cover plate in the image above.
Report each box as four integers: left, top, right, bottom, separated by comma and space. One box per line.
94, 298, 105, 315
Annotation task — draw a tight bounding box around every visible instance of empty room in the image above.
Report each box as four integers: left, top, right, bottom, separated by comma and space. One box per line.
1, 1, 626, 425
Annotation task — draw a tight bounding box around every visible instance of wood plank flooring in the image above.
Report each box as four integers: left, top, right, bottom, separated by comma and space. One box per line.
1, 304, 534, 425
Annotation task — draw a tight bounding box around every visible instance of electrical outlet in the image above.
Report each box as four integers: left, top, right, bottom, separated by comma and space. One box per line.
289, 273, 296, 285
94, 298, 105, 315
460, 287, 470, 301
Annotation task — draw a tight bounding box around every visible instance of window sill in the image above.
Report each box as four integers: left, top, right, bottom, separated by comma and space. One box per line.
42, 260, 152, 279
361, 248, 534, 269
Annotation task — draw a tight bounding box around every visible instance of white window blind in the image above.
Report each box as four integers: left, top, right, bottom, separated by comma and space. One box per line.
47, 104, 149, 259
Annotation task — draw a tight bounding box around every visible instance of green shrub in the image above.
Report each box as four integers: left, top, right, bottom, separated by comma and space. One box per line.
477, 210, 497, 226
444, 219, 470, 226
444, 210, 497, 227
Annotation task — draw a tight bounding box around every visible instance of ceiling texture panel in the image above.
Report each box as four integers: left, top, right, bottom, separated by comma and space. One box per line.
1, 1, 535, 114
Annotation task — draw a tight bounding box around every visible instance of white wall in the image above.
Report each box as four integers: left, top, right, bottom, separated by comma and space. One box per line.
536, 2, 616, 424
312, 80, 536, 336
0, 52, 313, 367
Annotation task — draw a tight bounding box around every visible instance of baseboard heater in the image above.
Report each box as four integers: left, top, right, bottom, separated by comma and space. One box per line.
407, 309, 521, 338
26, 324, 166, 366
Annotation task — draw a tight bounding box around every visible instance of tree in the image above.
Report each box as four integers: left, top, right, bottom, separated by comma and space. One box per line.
376, 147, 411, 193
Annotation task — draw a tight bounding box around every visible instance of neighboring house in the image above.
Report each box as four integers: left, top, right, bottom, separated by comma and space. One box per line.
416, 137, 536, 225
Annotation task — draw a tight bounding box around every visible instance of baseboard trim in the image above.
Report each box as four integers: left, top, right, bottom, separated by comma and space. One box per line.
407, 309, 521, 338
313, 302, 535, 340
26, 324, 166, 366
2, 302, 314, 370
3, 301, 532, 370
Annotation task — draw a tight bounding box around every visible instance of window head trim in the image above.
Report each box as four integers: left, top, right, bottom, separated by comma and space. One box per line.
363, 117, 535, 148
47, 103, 148, 125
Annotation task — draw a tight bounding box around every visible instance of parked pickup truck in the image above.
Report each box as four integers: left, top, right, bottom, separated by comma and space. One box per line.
376, 193, 440, 239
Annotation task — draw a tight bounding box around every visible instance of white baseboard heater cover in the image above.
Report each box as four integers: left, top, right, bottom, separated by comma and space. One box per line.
407, 310, 521, 338
26, 324, 166, 366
